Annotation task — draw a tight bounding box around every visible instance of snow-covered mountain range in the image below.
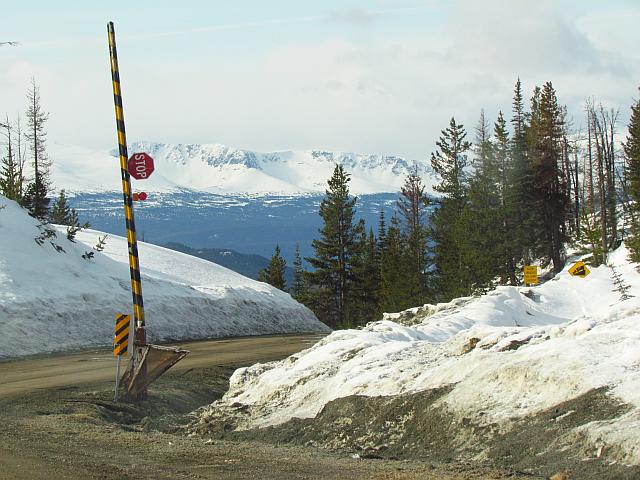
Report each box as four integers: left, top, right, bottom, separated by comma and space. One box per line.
50, 141, 435, 264
49, 142, 437, 195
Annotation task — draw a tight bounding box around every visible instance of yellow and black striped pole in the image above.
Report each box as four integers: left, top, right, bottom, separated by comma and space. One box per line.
107, 22, 147, 349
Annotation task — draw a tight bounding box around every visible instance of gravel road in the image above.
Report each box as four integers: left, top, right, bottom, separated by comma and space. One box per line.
0, 335, 528, 480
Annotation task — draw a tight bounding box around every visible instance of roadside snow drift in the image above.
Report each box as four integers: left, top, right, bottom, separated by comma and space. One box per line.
0, 196, 329, 359
196, 245, 640, 465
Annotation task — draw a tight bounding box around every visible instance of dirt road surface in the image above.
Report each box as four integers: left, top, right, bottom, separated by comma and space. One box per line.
0, 334, 527, 480
0, 334, 324, 398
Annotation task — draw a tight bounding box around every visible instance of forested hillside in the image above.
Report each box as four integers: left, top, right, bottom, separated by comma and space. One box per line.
255, 79, 640, 329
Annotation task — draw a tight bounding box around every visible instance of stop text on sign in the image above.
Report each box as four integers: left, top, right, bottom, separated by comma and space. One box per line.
127, 152, 155, 180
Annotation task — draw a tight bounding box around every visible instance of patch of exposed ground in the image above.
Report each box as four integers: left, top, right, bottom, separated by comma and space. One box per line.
195, 386, 639, 480
0, 364, 523, 480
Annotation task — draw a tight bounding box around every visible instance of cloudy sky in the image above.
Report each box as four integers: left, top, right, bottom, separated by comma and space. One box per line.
1, 0, 639, 159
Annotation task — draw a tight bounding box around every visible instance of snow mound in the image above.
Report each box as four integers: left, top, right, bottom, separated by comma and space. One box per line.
0, 196, 329, 359
196, 245, 640, 465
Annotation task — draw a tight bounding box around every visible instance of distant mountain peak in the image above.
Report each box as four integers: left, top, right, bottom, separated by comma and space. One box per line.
55, 141, 436, 195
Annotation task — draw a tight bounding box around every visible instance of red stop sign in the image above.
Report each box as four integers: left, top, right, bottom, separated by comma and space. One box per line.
127, 152, 154, 180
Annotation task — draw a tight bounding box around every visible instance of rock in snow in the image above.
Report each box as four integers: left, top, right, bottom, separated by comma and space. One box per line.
0, 196, 329, 359
197, 244, 640, 466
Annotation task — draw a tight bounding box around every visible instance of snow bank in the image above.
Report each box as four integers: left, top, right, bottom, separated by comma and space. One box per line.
0, 196, 329, 359
197, 244, 640, 465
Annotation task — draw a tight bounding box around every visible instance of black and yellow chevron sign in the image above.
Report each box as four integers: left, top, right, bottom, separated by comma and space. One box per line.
114, 314, 131, 356
568, 260, 591, 278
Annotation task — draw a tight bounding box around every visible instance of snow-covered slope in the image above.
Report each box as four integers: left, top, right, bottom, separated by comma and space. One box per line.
49, 142, 436, 195
0, 196, 329, 359
196, 247, 640, 465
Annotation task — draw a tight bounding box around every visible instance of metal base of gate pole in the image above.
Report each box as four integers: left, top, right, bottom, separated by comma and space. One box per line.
121, 344, 189, 401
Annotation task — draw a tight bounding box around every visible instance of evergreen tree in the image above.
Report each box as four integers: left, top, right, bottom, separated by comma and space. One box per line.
430, 117, 472, 202
527, 82, 568, 272
0, 154, 21, 201
494, 111, 518, 284
259, 244, 287, 290
22, 180, 49, 219
379, 215, 413, 313
50, 189, 73, 225
429, 117, 473, 300
365, 227, 381, 318
397, 166, 429, 303
48, 189, 89, 241
510, 78, 536, 268
473, 109, 493, 172
290, 243, 309, 303
461, 110, 520, 290
625, 90, 640, 205
0, 118, 23, 201
348, 221, 379, 326
461, 111, 503, 292
22, 79, 51, 218
627, 220, 640, 263
576, 205, 606, 265
65, 208, 87, 242
624, 89, 640, 261
305, 165, 359, 328
377, 210, 386, 257
511, 79, 528, 163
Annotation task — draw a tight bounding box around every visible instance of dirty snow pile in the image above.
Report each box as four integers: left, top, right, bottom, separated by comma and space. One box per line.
0, 196, 329, 359
197, 245, 640, 465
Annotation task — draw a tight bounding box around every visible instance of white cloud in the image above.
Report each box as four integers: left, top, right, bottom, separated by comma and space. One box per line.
1, 1, 638, 160
328, 9, 376, 26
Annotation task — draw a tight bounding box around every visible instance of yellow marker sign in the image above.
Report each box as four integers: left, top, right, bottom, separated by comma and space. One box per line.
568, 261, 590, 278
523, 265, 538, 285
114, 313, 131, 356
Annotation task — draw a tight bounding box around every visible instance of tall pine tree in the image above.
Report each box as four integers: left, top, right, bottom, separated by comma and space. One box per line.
461, 110, 503, 292
510, 78, 536, 268
0, 117, 23, 201
397, 166, 430, 303
348, 222, 379, 326
379, 214, 413, 313
430, 117, 471, 203
624, 89, 640, 261
527, 82, 568, 272
429, 117, 473, 300
494, 111, 518, 284
22, 79, 51, 218
305, 165, 359, 328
